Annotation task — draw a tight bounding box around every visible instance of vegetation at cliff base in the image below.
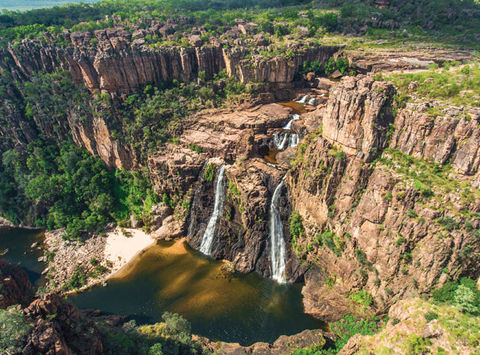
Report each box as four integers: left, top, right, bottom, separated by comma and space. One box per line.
0, 139, 158, 239
98, 312, 202, 355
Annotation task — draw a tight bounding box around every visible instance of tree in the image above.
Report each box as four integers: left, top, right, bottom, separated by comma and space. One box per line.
454, 285, 478, 313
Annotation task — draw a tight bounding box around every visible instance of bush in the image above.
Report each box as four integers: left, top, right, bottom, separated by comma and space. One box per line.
424, 311, 438, 322
162, 312, 192, 343
432, 277, 480, 312
405, 334, 432, 355
290, 211, 304, 238
454, 285, 479, 314
351, 290, 373, 307
0, 307, 32, 354
203, 164, 216, 183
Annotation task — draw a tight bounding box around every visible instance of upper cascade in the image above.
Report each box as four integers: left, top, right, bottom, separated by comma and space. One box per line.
199, 165, 226, 256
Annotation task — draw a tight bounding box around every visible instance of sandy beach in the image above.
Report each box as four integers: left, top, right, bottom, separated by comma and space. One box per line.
104, 227, 156, 277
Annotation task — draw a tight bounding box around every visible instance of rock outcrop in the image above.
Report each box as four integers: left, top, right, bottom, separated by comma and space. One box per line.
0, 259, 35, 308
287, 74, 480, 321
0, 31, 339, 95
205, 328, 333, 355
340, 298, 480, 354
23, 294, 103, 355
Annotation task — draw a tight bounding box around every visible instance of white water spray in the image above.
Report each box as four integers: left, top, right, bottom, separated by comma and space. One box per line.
199, 165, 226, 255
270, 176, 287, 283
282, 114, 300, 130
296, 95, 308, 104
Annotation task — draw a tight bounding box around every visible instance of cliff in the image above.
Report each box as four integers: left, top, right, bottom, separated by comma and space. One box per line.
1, 30, 340, 94
287, 74, 480, 321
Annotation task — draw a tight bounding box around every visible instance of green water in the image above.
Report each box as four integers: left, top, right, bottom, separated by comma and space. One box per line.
70, 239, 325, 345
0, 228, 45, 285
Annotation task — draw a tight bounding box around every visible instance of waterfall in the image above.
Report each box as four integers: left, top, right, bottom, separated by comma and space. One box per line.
307, 97, 316, 106
282, 114, 300, 130
273, 132, 289, 150
199, 165, 226, 256
296, 95, 308, 104
270, 176, 287, 283
289, 134, 299, 147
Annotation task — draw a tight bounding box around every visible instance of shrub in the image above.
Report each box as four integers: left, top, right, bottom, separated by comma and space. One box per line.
162, 312, 192, 343
290, 211, 304, 238
203, 164, 216, 183
454, 285, 479, 314
424, 311, 438, 322
405, 334, 432, 355
0, 307, 32, 354
351, 290, 373, 307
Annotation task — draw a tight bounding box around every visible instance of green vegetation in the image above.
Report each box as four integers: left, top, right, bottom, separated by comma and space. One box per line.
301, 57, 353, 77
351, 290, 373, 308
404, 334, 432, 355
98, 311, 202, 354
432, 277, 480, 314
291, 315, 378, 354
376, 148, 480, 228
0, 139, 158, 239
203, 164, 216, 183
0, 307, 32, 354
314, 229, 344, 256
290, 210, 305, 255
386, 63, 480, 108
0, 0, 478, 50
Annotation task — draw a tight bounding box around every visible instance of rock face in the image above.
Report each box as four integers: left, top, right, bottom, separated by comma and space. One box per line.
391, 103, 480, 182
322, 75, 394, 161
150, 103, 304, 279
0, 28, 339, 170
205, 328, 333, 355
23, 294, 103, 355
0, 32, 339, 95
0, 259, 35, 308
287, 74, 480, 321
0, 260, 103, 354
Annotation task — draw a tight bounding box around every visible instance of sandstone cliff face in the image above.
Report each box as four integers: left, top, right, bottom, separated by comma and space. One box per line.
0, 28, 339, 170
287, 74, 480, 321
148, 103, 305, 279
1, 31, 339, 95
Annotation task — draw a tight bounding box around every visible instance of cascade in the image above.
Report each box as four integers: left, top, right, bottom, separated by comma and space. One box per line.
307, 97, 316, 106
296, 95, 308, 104
199, 165, 226, 255
270, 176, 287, 283
289, 134, 299, 147
273, 131, 289, 150
282, 114, 300, 130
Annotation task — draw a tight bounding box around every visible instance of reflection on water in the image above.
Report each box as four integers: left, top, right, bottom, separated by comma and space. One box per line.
70, 239, 324, 345
0, 228, 45, 285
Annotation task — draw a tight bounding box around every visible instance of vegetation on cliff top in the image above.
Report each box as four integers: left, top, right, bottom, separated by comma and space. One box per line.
0, 0, 478, 49
380, 62, 480, 108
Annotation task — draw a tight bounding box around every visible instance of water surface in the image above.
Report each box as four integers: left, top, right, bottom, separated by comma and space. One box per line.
70, 239, 324, 345
0, 228, 45, 284
0, 0, 98, 11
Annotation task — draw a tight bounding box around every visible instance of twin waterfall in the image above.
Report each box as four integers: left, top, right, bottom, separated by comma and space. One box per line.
197, 153, 289, 283
270, 177, 287, 283
199, 165, 226, 256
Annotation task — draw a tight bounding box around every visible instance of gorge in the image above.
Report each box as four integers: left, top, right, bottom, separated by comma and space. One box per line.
0, 0, 480, 354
